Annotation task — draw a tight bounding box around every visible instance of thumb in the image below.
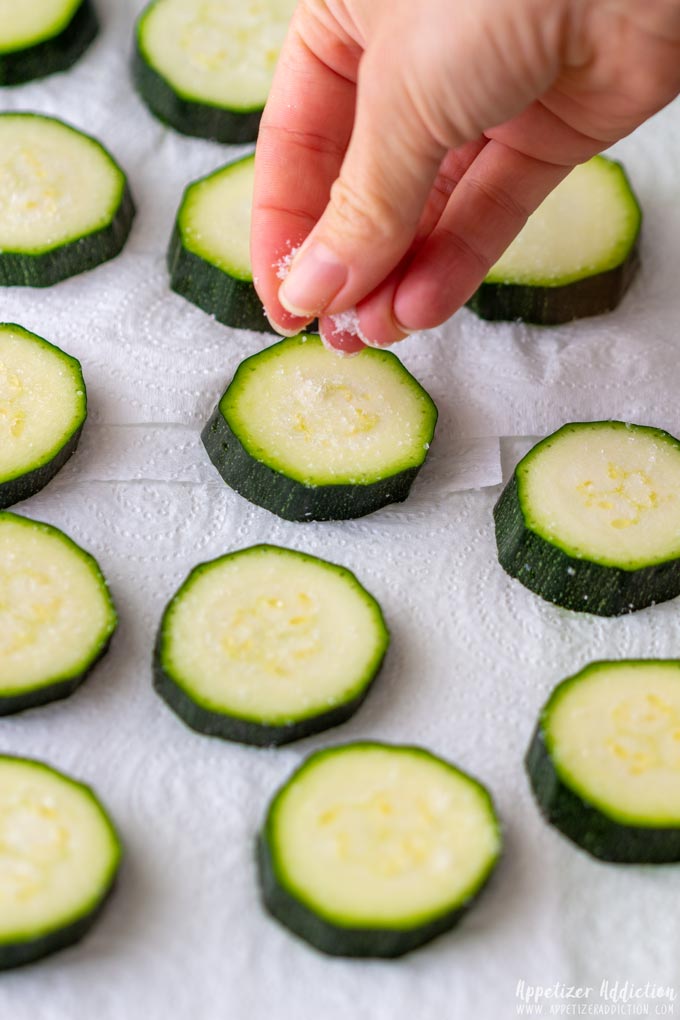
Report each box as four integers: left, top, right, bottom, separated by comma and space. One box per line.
277, 45, 447, 319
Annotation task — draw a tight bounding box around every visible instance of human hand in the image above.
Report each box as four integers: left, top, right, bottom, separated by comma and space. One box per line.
251, 0, 680, 352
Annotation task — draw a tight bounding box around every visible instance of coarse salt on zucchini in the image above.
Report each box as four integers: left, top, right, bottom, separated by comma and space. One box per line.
0, 512, 117, 715
0, 323, 86, 508
0, 755, 120, 970
154, 544, 389, 745
468, 157, 641, 324
0, 113, 134, 287
494, 421, 680, 616
0, 0, 98, 86
527, 660, 680, 862
202, 334, 438, 521
134, 0, 296, 143
258, 742, 501, 957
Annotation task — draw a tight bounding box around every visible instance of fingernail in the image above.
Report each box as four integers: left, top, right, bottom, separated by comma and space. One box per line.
264, 310, 308, 337
279, 242, 347, 317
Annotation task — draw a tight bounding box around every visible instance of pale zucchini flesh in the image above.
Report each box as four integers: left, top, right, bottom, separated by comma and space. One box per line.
0, 1, 97, 87
0, 0, 83, 51
134, 0, 295, 142
178, 157, 253, 279
0, 755, 120, 969
137, 0, 295, 111
468, 157, 641, 324
154, 544, 389, 745
527, 660, 680, 862
0, 114, 134, 286
0, 513, 117, 714
223, 337, 435, 483
0, 323, 86, 507
259, 743, 501, 956
494, 421, 680, 615
167, 155, 272, 331
202, 334, 437, 521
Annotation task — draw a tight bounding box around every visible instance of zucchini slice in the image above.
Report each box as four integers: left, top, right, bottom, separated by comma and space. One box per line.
0, 512, 117, 715
0, 113, 134, 288
468, 157, 641, 324
202, 334, 438, 522
154, 545, 389, 746
0, 0, 98, 86
0, 323, 86, 508
495, 421, 680, 616
258, 742, 501, 957
0, 755, 121, 970
168, 155, 269, 332
527, 660, 680, 863
133, 0, 296, 143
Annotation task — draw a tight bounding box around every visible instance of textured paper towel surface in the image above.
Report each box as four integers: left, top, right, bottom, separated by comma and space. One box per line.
0, 1, 679, 1018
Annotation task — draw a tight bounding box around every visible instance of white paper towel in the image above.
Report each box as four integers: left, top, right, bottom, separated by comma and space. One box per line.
0, 2, 679, 1018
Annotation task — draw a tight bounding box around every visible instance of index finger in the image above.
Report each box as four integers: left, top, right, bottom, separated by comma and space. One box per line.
251, 11, 359, 334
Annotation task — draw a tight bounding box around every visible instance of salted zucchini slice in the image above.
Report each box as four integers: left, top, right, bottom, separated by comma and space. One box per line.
0, 512, 117, 715
0, 755, 120, 970
0, 0, 98, 86
0, 323, 86, 508
258, 742, 501, 957
154, 544, 389, 746
0, 113, 134, 288
495, 421, 680, 616
133, 0, 296, 143
168, 155, 269, 332
202, 334, 438, 522
468, 157, 641, 324
526, 660, 680, 863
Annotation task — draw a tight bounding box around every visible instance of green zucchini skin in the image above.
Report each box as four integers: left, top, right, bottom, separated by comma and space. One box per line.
258, 742, 501, 957
494, 472, 680, 616
0, 629, 114, 717
526, 720, 680, 864
0, 183, 135, 288
0, 1, 98, 87
257, 834, 474, 958
0, 511, 118, 716
201, 406, 422, 522
167, 223, 269, 332
132, 44, 261, 143
467, 243, 640, 325
0, 756, 121, 970
0, 880, 117, 971
153, 637, 383, 747
0, 423, 83, 511
168, 224, 318, 334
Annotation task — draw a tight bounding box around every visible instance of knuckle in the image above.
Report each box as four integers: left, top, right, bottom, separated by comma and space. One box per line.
437, 225, 492, 277
327, 175, 399, 242
465, 175, 529, 225
258, 122, 346, 161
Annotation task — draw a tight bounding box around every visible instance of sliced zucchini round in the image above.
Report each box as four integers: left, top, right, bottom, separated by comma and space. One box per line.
0, 323, 86, 508
202, 334, 438, 522
0, 755, 121, 970
0, 0, 98, 86
168, 155, 269, 332
154, 544, 389, 746
0, 113, 134, 288
527, 660, 680, 863
468, 157, 641, 324
495, 421, 680, 616
258, 742, 501, 957
133, 0, 296, 143
0, 512, 117, 715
